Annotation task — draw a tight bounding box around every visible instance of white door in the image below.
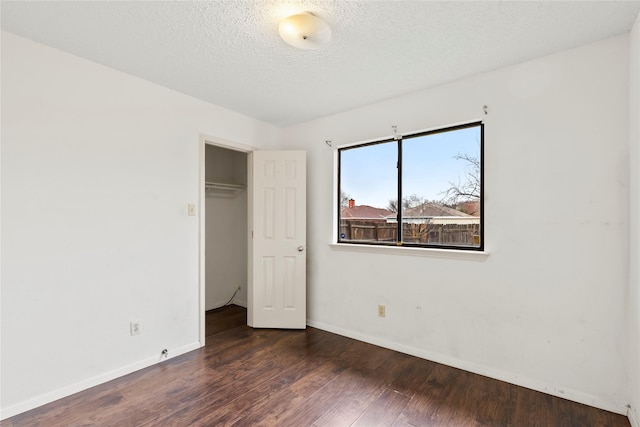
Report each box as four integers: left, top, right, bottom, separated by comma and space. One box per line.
248, 151, 306, 329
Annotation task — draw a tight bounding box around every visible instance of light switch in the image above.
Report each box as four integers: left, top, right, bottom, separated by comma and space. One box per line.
188, 204, 196, 216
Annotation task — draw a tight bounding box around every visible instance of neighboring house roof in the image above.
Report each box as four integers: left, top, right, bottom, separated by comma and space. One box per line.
456, 200, 480, 216
394, 203, 471, 218
341, 205, 395, 220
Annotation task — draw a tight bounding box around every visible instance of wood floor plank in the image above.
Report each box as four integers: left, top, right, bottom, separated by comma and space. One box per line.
154, 333, 318, 426
390, 419, 416, 427
436, 370, 513, 427
338, 339, 393, 370
378, 351, 439, 398
243, 367, 377, 426
5, 388, 125, 427
311, 372, 387, 427
191, 358, 333, 426
396, 362, 462, 426
1, 305, 631, 427
226, 361, 341, 426
513, 387, 557, 426
205, 305, 246, 336
351, 388, 412, 427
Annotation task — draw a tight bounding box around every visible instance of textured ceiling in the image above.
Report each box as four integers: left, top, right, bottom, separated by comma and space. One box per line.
2, 1, 639, 127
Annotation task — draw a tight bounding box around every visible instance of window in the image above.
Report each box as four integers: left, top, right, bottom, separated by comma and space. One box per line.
338, 122, 483, 251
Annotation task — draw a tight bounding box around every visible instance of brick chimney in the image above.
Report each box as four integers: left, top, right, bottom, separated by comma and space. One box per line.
348, 199, 355, 208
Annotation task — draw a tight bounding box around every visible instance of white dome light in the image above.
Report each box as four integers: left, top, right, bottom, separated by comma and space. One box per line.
279, 12, 331, 50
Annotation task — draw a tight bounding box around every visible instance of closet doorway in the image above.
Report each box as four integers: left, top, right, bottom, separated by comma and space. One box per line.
199, 136, 308, 345
200, 138, 252, 344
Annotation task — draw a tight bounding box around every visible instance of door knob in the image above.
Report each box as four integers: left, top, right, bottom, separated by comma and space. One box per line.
298, 246, 305, 252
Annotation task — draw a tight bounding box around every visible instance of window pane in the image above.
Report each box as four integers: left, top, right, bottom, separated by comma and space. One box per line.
339, 141, 397, 243
402, 125, 481, 248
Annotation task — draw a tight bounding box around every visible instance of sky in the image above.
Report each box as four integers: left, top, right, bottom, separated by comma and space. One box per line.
340, 125, 480, 209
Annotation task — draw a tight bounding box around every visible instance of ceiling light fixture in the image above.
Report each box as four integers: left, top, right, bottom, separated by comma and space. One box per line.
278, 12, 331, 50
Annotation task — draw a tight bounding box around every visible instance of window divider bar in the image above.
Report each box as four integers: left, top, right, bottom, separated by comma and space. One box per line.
397, 139, 403, 244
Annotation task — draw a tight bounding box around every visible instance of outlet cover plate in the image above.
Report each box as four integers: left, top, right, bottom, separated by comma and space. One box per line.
130, 321, 141, 335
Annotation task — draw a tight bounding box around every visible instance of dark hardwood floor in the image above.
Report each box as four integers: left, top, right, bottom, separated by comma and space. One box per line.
1, 305, 630, 426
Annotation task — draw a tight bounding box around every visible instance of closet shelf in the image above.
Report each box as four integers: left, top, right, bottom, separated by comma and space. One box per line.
205, 181, 246, 198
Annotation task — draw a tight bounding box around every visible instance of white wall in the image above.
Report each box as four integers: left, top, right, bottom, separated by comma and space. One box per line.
205, 145, 248, 309
629, 13, 640, 427
0, 31, 278, 417
284, 34, 631, 413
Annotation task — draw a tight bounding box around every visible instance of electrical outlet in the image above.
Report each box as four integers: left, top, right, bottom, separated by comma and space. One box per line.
130, 320, 141, 336
378, 305, 386, 318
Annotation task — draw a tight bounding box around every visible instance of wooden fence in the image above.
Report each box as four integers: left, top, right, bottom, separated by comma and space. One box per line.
340, 220, 480, 246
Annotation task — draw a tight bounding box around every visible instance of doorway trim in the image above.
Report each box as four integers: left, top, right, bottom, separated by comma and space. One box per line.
198, 134, 256, 346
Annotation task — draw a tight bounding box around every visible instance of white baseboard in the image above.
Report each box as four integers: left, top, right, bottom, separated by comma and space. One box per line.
630, 406, 639, 427
306, 319, 627, 416
0, 341, 201, 420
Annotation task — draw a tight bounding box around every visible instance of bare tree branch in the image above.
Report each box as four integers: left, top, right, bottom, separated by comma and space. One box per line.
387, 194, 427, 213
441, 152, 480, 205
340, 191, 352, 208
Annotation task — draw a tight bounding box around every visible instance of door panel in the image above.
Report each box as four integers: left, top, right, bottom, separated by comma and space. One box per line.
249, 151, 306, 329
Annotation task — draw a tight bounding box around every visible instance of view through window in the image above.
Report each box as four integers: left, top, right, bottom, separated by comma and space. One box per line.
338, 122, 483, 250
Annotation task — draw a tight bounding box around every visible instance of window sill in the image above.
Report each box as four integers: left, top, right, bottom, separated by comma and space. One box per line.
329, 243, 490, 261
